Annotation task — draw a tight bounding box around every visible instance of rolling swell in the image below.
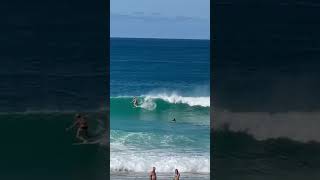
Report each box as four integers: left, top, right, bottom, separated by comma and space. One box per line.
213, 111, 320, 142
0, 112, 108, 179
213, 110, 320, 175
110, 94, 210, 173
111, 95, 210, 125
213, 126, 320, 179
212, 111, 320, 179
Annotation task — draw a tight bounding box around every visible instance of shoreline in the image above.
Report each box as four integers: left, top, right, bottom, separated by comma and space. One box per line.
110, 172, 210, 180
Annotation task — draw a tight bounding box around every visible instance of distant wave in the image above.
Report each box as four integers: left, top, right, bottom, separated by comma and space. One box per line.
113, 93, 210, 109
143, 94, 210, 107
111, 95, 210, 125
0, 106, 109, 114
213, 110, 320, 142
214, 129, 320, 171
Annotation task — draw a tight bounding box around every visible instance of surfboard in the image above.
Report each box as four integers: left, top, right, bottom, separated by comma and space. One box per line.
72, 140, 100, 145
72, 142, 99, 145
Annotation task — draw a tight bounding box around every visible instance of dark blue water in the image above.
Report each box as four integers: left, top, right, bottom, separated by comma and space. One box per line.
110, 38, 210, 96
110, 38, 210, 174
1, 0, 108, 179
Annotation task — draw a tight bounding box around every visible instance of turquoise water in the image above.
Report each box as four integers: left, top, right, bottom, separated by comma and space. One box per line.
110, 38, 210, 173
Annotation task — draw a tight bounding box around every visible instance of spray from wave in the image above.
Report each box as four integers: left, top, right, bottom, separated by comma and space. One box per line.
111, 91, 210, 173
111, 95, 210, 125
113, 92, 210, 111
142, 93, 210, 108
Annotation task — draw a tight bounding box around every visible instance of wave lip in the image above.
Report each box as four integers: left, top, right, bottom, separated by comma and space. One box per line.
143, 93, 210, 107
112, 94, 210, 107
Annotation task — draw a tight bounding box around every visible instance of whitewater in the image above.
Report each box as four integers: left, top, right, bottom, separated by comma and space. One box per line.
110, 38, 210, 178
110, 94, 210, 173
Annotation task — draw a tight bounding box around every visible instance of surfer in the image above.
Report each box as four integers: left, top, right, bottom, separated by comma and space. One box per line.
132, 96, 138, 107
66, 113, 89, 143
172, 118, 176, 122
149, 167, 157, 180
173, 169, 180, 180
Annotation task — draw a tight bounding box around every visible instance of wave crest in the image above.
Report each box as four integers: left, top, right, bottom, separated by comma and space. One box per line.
112, 93, 210, 111
214, 111, 320, 142
143, 93, 210, 107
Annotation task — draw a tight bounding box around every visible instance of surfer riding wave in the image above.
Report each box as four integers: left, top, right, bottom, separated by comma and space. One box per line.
132, 96, 139, 107
66, 113, 89, 143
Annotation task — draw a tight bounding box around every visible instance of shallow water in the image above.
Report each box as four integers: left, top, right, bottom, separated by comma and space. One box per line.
111, 172, 210, 180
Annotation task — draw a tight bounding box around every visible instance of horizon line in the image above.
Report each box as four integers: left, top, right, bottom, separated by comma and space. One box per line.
110, 36, 210, 41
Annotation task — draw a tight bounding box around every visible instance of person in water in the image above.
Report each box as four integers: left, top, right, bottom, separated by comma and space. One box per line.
132, 96, 138, 107
149, 167, 157, 180
172, 118, 176, 122
173, 169, 180, 180
66, 113, 89, 143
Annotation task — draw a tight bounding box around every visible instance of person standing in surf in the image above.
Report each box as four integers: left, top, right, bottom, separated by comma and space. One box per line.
66, 113, 89, 143
149, 167, 157, 180
173, 169, 180, 180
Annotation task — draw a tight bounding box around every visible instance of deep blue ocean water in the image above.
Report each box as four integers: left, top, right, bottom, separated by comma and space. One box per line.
1, 0, 108, 179
110, 38, 210, 173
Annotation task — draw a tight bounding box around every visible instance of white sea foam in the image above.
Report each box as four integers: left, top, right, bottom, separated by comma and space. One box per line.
111, 130, 196, 149
138, 98, 157, 110
110, 150, 209, 173
112, 93, 210, 108
110, 130, 210, 173
143, 93, 210, 107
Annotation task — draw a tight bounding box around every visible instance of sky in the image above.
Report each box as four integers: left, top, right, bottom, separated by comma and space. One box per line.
111, 0, 210, 39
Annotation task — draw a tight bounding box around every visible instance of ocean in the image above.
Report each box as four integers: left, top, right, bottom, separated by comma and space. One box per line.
110, 38, 210, 179
0, 61, 108, 180
213, 0, 320, 179
1, 0, 108, 179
